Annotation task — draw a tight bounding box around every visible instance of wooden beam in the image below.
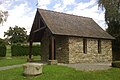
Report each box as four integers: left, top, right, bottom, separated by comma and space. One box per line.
51, 36, 55, 60
33, 27, 46, 33
38, 14, 41, 28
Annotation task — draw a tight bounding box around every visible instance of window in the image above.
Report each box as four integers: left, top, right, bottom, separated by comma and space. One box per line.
98, 40, 101, 53
83, 39, 87, 54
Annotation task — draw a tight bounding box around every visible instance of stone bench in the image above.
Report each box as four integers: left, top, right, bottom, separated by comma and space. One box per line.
23, 63, 43, 76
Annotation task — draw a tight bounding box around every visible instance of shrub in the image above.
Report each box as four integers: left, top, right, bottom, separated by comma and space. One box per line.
11, 44, 41, 56
11, 44, 27, 56
32, 45, 41, 56
0, 44, 6, 57
112, 61, 120, 68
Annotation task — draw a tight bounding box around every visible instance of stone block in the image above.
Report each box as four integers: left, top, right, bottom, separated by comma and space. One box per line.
48, 60, 58, 65
23, 63, 43, 76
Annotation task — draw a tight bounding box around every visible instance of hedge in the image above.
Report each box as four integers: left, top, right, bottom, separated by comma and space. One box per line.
112, 61, 120, 68
11, 44, 41, 56
0, 44, 6, 57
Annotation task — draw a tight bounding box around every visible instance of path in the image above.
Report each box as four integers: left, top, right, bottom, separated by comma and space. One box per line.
0, 62, 112, 71
59, 62, 112, 71
0, 64, 23, 71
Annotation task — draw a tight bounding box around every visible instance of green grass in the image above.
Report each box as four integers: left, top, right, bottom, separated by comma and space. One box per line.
0, 45, 40, 67
0, 65, 120, 80
0, 56, 40, 67
0, 57, 26, 67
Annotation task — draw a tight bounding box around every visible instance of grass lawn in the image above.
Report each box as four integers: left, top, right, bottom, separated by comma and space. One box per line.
0, 56, 40, 67
0, 65, 120, 80
0, 57, 26, 67
0, 45, 40, 67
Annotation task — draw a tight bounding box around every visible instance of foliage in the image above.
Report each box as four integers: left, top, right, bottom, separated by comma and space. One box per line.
98, 0, 120, 23
0, 1, 8, 25
112, 61, 120, 68
0, 38, 9, 45
0, 44, 6, 57
0, 38, 6, 57
0, 65, 120, 80
11, 44, 41, 56
0, 10, 8, 25
106, 21, 120, 56
4, 25, 28, 44
0, 38, 5, 45
11, 44, 28, 56
98, 0, 120, 56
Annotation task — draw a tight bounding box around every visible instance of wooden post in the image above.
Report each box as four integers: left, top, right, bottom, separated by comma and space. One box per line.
28, 40, 33, 62
51, 36, 55, 60
48, 36, 57, 64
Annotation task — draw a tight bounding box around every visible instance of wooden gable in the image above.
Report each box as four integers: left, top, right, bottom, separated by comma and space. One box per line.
28, 10, 47, 42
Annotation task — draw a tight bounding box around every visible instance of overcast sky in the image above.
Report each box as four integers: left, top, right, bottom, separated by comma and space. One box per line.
0, 0, 107, 38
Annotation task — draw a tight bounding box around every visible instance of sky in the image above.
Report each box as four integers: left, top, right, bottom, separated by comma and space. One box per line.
0, 0, 106, 38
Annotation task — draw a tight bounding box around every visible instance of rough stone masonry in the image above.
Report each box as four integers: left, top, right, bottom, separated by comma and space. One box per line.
41, 29, 112, 64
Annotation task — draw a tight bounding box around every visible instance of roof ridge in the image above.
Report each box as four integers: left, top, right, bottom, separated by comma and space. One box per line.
37, 8, 92, 19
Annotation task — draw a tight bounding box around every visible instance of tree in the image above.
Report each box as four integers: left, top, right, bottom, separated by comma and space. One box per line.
0, 38, 5, 45
0, 1, 8, 25
98, 0, 120, 23
98, 0, 120, 60
4, 25, 28, 44
0, 10, 8, 25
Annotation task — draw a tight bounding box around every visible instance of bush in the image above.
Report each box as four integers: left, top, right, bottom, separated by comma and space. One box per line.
11, 44, 41, 56
0, 44, 6, 57
112, 61, 120, 68
32, 45, 41, 56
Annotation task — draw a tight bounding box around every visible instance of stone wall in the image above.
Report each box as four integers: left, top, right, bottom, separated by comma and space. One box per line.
101, 40, 112, 62
69, 37, 83, 63
55, 36, 69, 63
41, 30, 112, 63
68, 37, 112, 63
